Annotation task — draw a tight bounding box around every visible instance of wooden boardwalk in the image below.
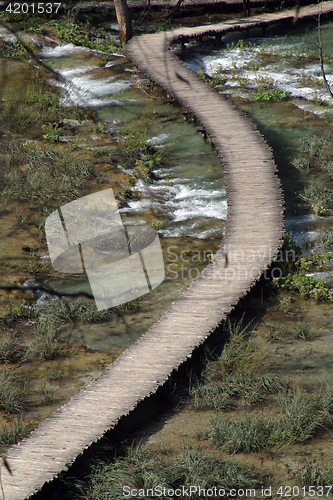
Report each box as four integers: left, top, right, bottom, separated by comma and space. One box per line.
4, 3, 333, 498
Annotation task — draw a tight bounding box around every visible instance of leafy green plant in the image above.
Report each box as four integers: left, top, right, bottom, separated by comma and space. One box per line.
120, 183, 137, 199
197, 67, 208, 81
267, 324, 285, 342
253, 89, 289, 101
324, 111, 333, 123
273, 272, 332, 301
42, 122, 61, 143
135, 155, 161, 180
311, 97, 329, 106
254, 75, 274, 87
152, 219, 163, 231
210, 65, 227, 86
0, 39, 30, 61
244, 62, 259, 71
55, 21, 121, 54
279, 296, 292, 313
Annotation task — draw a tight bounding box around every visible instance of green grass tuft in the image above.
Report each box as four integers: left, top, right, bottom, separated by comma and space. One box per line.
0, 418, 30, 445
211, 414, 270, 453
0, 141, 96, 208
0, 367, 27, 413
271, 389, 333, 445
299, 463, 333, 486
295, 319, 317, 340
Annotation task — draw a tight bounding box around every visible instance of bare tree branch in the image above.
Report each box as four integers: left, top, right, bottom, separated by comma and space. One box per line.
317, 7, 333, 99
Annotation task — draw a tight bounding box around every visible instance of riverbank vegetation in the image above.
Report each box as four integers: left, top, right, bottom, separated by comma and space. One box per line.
1, 4, 333, 497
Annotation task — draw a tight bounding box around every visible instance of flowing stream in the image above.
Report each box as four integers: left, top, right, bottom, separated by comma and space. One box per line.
1, 15, 333, 390
38, 15, 333, 356
32, 40, 227, 352
182, 16, 333, 247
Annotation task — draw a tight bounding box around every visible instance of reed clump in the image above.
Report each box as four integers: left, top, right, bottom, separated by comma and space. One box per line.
0, 140, 96, 208
68, 445, 258, 498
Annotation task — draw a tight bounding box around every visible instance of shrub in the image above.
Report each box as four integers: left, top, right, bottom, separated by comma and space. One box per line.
291, 133, 333, 175
0, 39, 30, 61
274, 272, 332, 300
55, 21, 120, 54
320, 230, 333, 250
210, 65, 227, 86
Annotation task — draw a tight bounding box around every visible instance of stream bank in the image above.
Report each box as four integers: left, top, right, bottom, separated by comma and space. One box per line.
1, 6, 333, 498
41, 10, 333, 499
0, 16, 226, 454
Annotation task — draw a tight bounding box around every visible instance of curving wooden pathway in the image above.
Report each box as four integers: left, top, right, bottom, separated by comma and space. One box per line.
4, 3, 333, 498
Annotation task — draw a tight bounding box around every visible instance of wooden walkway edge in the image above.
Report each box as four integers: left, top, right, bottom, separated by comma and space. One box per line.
4, 3, 332, 498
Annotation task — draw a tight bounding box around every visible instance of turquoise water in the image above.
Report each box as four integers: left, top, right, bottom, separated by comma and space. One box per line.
184, 16, 333, 239
31, 41, 226, 351
3, 16, 333, 351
